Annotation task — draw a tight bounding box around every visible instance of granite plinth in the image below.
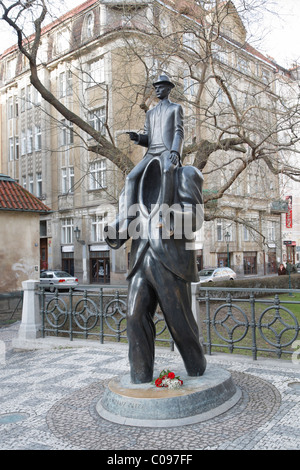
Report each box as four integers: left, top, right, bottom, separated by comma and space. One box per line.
96, 365, 241, 427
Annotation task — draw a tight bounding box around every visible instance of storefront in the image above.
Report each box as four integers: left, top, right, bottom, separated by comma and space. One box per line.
89, 245, 110, 283
217, 252, 230, 268
243, 251, 257, 275
61, 246, 74, 276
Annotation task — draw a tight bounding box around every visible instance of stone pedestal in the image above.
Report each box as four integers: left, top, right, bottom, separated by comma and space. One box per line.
17, 280, 41, 340
97, 365, 241, 427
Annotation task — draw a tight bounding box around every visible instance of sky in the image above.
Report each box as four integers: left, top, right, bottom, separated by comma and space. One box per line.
249, 0, 300, 68
0, 0, 299, 68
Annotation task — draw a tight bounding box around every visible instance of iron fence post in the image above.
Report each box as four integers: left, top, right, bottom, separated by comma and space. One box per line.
250, 292, 257, 360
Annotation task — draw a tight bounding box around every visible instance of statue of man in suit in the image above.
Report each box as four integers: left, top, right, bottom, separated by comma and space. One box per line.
122, 74, 184, 232
104, 75, 206, 384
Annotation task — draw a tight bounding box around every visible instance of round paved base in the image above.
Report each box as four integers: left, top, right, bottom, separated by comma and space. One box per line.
97, 365, 241, 427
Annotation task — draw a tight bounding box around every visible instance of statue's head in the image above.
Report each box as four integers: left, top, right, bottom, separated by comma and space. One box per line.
153, 74, 175, 100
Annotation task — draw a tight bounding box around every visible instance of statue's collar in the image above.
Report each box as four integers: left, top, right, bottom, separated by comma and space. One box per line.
156, 98, 171, 108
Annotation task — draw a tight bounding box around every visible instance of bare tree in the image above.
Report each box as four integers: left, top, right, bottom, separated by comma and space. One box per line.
1, 0, 299, 218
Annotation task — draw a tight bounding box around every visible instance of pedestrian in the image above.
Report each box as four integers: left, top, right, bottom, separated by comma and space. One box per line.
278, 263, 287, 275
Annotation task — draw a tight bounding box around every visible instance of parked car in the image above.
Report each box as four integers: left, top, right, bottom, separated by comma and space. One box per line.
296, 263, 300, 274
40, 270, 78, 291
198, 267, 236, 283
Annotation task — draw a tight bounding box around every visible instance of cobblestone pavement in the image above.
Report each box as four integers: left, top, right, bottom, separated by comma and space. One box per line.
0, 322, 300, 451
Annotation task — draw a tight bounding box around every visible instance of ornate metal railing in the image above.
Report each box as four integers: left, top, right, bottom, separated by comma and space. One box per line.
198, 287, 300, 359
39, 286, 174, 350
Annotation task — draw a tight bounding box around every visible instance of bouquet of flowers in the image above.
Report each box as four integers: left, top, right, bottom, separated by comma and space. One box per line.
153, 369, 183, 389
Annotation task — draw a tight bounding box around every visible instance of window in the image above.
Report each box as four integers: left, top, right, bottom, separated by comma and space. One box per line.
33, 88, 41, 106
237, 57, 249, 74
8, 97, 14, 119
22, 176, 26, 189
59, 72, 66, 98
86, 58, 104, 86
61, 166, 74, 193
88, 107, 106, 134
91, 213, 107, 242
29, 174, 34, 194
15, 137, 19, 160
86, 13, 94, 38
60, 119, 74, 146
21, 130, 26, 155
244, 225, 250, 241
62, 168, 67, 193
9, 138, 14, 161
6, 58, 16, 80
26, 85, 32, 109
59, 71, 72, 98
21, 88, 25, 113
57, 28, 70, 54
89, 160, 107, 190
35, 126, 42, 151
268, 221, 276, 242
66, 70, 72, 96
183, 71, 195, 96
36, 172, 42, 198
216, 219, 223, 241
27, 128, 33, 153
61, 218, 73, 244
15, 98, 19, 117
212, 43, 227, 64
262, 69, 271, 84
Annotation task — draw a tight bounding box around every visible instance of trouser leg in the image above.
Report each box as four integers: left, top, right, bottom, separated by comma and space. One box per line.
160, 155, 176, 208
127, 272, 158, 383
124, 155, 153, 211
148, 257, 206, 376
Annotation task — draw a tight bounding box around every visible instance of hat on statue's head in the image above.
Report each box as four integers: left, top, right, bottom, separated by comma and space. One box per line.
153, 74, 175, 88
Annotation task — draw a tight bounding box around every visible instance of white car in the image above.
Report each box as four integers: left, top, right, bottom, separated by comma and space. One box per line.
198, 267, 236, 283
40, 270, 78, 291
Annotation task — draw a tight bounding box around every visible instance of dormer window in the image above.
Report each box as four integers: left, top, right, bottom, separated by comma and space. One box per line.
57, 28, 70, 54
86, 13, 94, 38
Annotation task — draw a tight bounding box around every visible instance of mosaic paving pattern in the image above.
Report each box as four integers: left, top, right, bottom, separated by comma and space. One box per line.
0, 323, 300, 450
46, 371, 281, 450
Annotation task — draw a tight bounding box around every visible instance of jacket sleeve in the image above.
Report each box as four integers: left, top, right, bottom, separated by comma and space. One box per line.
171, 104, 184, 157
136, 111, 150, 148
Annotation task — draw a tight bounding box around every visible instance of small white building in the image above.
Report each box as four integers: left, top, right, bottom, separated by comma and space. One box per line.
0, 174, 51, 292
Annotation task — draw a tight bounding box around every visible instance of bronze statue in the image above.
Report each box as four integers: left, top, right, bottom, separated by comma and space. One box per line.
104, 75, 206, 384
123, 75, 183, 233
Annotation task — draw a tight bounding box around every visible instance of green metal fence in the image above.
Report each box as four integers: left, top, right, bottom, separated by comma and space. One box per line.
39, 285, 174, 350
198, 287, 300, 359
39, 284, 300, 360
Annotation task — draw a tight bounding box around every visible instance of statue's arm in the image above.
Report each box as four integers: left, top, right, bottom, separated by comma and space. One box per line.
128, 112, 149, 148
171, 105, 184, 158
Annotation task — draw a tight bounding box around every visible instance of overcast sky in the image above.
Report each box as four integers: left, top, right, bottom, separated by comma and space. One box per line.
0, 0, 299, 68
251, 0, 300, 67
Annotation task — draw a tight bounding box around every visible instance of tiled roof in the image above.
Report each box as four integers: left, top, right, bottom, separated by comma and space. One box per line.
0, 174, 51, 213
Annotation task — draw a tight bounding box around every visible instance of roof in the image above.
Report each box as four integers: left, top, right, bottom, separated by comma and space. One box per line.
0, 174, 51, 213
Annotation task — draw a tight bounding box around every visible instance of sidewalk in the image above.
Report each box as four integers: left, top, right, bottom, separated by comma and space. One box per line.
0, 322, 299, 451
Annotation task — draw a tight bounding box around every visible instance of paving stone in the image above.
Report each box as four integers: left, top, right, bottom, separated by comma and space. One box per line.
0, 323, 299, 450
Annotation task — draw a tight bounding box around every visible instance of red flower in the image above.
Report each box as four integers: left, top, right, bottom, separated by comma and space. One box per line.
155, 378, 163, 387
168, 372, 175, 379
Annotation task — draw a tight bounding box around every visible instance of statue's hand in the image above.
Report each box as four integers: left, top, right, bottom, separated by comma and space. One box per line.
169, 152, 180, 165
127, 132, 139, 142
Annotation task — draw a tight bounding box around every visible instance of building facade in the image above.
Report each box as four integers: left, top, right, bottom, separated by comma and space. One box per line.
0, 0, 293, 283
